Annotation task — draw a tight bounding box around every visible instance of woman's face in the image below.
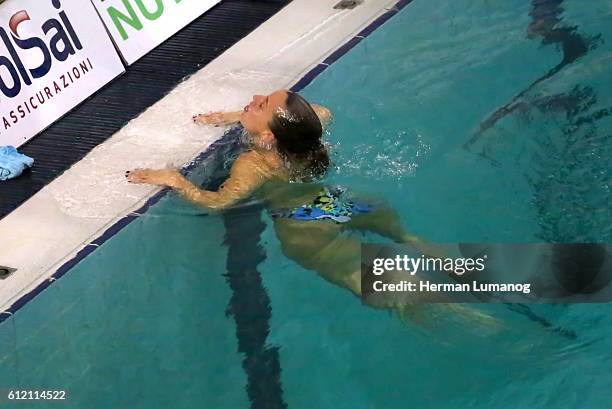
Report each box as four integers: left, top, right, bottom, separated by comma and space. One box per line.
240, 89, 289, 135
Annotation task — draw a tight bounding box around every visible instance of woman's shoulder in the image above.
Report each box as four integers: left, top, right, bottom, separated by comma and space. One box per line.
237, 149, 287, 178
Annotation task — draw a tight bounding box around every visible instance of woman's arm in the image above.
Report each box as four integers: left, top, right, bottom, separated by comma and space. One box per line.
127, 152, 272, 210
193, 111, 242, 127
311, 104, 332, 127
193, 104, 332, 128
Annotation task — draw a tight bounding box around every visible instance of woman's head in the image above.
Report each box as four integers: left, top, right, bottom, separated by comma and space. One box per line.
240, 89, 328, 176
239, 90, 289, 136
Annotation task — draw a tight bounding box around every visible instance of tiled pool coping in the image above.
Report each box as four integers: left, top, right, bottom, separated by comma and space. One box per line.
0, 0, 414, 325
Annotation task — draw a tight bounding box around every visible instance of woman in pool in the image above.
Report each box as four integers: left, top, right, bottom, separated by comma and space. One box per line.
127, 90, 448, 311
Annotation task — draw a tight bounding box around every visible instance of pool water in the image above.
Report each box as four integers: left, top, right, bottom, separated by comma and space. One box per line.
1, 0, 611, 408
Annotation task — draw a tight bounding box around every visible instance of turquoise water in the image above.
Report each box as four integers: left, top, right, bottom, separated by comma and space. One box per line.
1, 0, 612, 408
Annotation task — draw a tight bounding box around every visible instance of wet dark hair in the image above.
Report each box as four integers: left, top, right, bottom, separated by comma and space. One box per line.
268, 91, 329, 178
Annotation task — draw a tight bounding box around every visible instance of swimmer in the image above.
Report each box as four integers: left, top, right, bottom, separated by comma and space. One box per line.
127, 90, 489, 325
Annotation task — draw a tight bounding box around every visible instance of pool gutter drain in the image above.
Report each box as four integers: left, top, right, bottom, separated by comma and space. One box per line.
334, 0, 363, 10
0, 266, 16, 280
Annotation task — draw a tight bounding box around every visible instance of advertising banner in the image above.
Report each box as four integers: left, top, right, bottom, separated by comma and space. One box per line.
91, 0, 221, 65
0, 0, 125, 148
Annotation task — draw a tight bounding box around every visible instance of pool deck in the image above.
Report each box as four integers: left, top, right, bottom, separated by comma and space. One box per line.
0, 0, 400, 313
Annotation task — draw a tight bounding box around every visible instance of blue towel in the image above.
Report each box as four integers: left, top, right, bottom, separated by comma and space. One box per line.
0, 146, 34, 181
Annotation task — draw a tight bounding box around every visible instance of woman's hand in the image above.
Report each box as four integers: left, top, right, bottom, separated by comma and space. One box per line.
192, 111, 241, 127
311, 104, 332, 127
126, 168, 182, 187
